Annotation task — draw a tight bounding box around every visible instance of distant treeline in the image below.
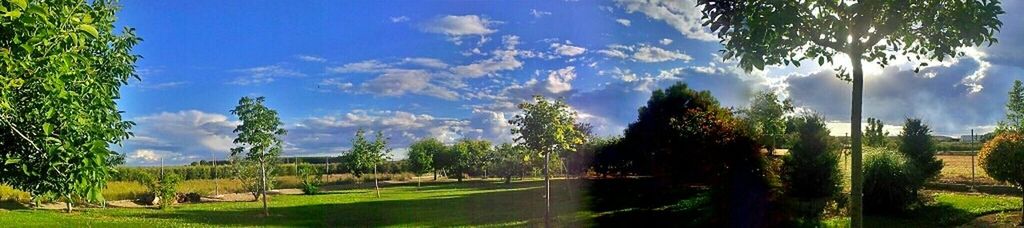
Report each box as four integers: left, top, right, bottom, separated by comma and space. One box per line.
112, 159, 408, 181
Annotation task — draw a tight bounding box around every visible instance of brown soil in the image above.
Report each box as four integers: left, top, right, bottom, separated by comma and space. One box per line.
962, 212, 1022, 228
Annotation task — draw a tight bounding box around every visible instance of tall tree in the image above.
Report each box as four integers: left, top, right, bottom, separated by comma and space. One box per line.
740, 91, 794, 153
782, 115, 842, 218
448, 139, 491, 182
865, 117, 888, 147
898, 118, 942, 191
0, 0, 141, 212
509, 95, 585, 226
698, 1, 1003, 225
493, 143, 530, 184
346, 129, 391, 198
230, 96, 286, 217
408, 138, 443, 187
1001, 80, 1024, 132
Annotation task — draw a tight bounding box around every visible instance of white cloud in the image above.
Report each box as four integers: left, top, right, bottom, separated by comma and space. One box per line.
390, 16, 410, 23
545, 66, 577, 93
550, 41, 587, 56
401, 57, 449, 69
117, 110, 239, 165
129, 149, 175, 163
615, 0, 717, 41
327, 60, 390, 74
616, 18, 631, 26
361, 69, 460, 100
288, 110, 489, 157
450, 35, 524, 78
296, 55, 327, 63
421, 15, 498, 36
530, 9, 552, 18
659, 38, 673, 45
229, 65, 305, 85
599, 44, 692, 63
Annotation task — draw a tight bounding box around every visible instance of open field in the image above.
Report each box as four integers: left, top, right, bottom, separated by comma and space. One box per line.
0, 179, 1019, 227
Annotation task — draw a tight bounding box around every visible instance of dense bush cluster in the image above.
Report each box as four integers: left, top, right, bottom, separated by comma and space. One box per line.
781, 115, 842, 217
863, 148, 918, 214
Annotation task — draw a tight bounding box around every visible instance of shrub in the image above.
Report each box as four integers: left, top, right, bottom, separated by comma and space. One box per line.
297, 163, 323, 195
898, 118, 942, 190
781, 115, 841, 217
863, 148, 917, 214
978, 132, 1024, 224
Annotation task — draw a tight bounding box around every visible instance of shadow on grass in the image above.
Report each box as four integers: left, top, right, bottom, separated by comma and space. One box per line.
109, 179, 592, 227
0, 200, 27, 210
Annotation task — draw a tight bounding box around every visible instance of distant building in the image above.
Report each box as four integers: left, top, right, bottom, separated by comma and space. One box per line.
960, 134, 979, 143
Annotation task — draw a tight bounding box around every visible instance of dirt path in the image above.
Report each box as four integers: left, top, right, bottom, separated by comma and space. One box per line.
961, 211, 1022, 227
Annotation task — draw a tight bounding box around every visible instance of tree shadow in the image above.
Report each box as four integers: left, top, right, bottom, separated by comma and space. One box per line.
0, 200, 28, 210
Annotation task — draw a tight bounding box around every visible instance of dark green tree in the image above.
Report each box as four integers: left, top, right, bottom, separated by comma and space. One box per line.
1000, 80, 1024, 132
782, 115, 842, 218
448, 139, 491, 182
0, 0, 141, 212
493, 143, 530, 184
345, 129, 391, 198
230, 96, 287, 216
698, 1, 1003, 225
865, 117, 888, 147
897, 118, 942, 191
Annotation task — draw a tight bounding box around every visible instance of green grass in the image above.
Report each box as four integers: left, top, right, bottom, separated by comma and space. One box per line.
821, 192, 1022, 227
0, 179, 596, 227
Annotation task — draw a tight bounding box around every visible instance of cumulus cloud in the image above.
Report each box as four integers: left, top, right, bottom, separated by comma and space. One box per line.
659, 38, 673, 45
229, 65, 305, 85
615, 0, 717, 41
785, 57, 1019, 136
599, 44, 692, 63
361, 69, 460, 100
550, 41, 587, 56
450, 35, 524, 78
117, 110, 239, 165
616, 18, 631, 26
420, 15, 499, 45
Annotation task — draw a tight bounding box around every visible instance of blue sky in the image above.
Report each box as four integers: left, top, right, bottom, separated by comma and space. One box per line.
112, 0, 1024, 165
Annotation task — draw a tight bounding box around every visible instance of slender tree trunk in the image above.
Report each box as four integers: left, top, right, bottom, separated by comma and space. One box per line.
433, 169, 437, 181
849, 49, 865, 228
374, 163, 380, 198
544, 151, 551, 227
1019, 187, 1023, 226
260, 156, 269, 217
562, 160, 574, 202
65, 194, 72, 213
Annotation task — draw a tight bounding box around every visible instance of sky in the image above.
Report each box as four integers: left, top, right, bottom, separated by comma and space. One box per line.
112, 0, 1024, 166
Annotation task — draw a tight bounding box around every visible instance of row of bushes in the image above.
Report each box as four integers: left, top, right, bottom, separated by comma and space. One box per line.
112, 161, 409, 181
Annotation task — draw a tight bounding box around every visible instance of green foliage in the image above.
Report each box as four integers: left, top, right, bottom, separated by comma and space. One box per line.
865, 118, 888, 147
782, 115, 842, 203
132, 172, 181, 209
1000, 80, 1024, 132
0, 0, 141, 210
230, 96, 285, 214
344, 129, 391, 177
230, 156, 269, 200
509, 95, 585, 157
863, 148, 918, 214
740, 91, 793, 151
979, 133, 1024, 188
297, 163, 322, 195
408, 138, 444, 175
898, 118, 942, 187
448, 139, 491, 181
492, 143, 531, 183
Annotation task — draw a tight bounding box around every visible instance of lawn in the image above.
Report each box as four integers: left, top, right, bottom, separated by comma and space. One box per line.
0, 179, 1018, 227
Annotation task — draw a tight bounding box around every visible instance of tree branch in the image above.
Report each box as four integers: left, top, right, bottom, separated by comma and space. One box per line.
0, 114, 41, 152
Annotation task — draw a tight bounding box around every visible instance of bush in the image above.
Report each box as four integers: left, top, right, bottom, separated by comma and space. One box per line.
898, 118, 942, 190
297, 163, 323, 195
781, 115, 841, 217
979, 132, 1024, 187
863, 148, 917, 214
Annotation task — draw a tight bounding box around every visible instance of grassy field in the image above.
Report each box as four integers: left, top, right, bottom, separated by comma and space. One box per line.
0, 178, 1019, 227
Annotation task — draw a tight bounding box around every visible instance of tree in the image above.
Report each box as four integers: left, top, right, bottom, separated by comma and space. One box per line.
979, 132, 1024, 226
493, 143, 530, 184
0, 0, 140, 212
782, 115, 842, 218
740, 91, 793, 153
408, 138, 443, 187
897, 118, 942, 191
448, 139, 491, 182
1000, 80, 1024, 132
230, 155, 265, 201
509, 95, 585, 226
865, 118, 888, 147
230, 96, 286, 217
297, 162, 322, 195
346, 129, 391, 198
698, 1, 1003, 225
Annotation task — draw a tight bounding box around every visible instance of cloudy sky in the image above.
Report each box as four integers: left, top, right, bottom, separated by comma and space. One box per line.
113, 0, 1024, 165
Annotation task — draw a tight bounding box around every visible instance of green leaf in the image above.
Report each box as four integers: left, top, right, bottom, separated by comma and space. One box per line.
10, 0, 26, 9
4, 10, 21, 18
78, 24, 99, 38
4, 158, 20, 165
43, 123, 53, 135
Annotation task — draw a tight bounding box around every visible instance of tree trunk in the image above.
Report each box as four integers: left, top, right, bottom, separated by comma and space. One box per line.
65, 194, 72, 213
505, 174, 512, 184
260, 156, 269, 217
562, 160, 574, 202
544, 151, 551, 228
374, 163, 380, 198
849, 49, 865, 228
433, 169, 437, 181
1019, 187, 1023, 226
